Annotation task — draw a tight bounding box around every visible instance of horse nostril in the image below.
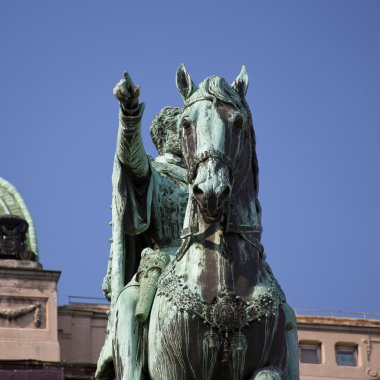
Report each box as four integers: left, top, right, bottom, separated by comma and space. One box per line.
218, 186, 231, 205
193, 185, 207, 207
193, 185, 204, 198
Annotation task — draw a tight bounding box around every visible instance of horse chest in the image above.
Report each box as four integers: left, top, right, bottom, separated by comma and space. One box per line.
175, 235, 260, 303
149, 290, 286, 380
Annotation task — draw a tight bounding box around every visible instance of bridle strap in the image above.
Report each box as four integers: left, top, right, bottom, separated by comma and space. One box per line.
186, 147, 234, 184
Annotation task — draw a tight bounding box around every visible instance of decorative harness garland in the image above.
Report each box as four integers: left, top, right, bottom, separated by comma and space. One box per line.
156, 259, 285, 364
157, 260, 285, 333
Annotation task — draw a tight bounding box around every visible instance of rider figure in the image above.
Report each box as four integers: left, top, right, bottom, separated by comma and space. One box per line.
96, 73, 188, 380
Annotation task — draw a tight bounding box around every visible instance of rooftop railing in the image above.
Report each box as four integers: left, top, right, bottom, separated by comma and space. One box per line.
65, 297, 380, 320
295, 308, 380, 320
68, 295, 109, 305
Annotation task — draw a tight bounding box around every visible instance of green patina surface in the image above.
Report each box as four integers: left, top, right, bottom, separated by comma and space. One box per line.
0, 177, 39, 260
96, 67, 299, 380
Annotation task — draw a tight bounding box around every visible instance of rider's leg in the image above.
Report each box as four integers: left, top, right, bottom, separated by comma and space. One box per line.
113, 280, 143, 380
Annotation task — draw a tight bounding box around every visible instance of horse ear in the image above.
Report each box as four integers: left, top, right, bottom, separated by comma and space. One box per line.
176, 64, 197, 101
232, 65, 249, 98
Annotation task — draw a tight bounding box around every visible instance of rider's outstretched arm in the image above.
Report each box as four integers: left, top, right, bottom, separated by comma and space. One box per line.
114, 72, 150, 182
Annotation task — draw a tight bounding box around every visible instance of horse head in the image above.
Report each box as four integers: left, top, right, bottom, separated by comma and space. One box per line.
144, 67, 292, 380
176, 64, 257, 224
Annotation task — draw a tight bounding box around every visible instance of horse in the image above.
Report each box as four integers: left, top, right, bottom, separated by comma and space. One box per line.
147, 65, 290, 380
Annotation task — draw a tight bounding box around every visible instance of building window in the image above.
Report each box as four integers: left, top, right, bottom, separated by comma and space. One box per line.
299, 341, 321, 364
335, 344, 358, 366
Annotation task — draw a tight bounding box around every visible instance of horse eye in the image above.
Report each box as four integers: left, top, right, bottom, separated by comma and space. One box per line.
182, 119, 192, 133
233, 115, 244, 129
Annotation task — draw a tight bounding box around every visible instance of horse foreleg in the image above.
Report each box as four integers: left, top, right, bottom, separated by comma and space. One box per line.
283, 304, 300, 380
148, 298, 198, 380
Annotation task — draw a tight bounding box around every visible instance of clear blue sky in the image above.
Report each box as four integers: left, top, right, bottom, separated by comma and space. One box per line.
1, 1, 379, 312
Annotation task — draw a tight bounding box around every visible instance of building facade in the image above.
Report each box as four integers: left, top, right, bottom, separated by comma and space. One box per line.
56, 306, 380, 380
298, 315, 380, 379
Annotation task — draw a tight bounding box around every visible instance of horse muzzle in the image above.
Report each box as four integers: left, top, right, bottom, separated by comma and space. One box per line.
192, 160, 232, 222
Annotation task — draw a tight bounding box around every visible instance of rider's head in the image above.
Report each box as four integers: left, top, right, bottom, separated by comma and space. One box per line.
150, 107, 183, 157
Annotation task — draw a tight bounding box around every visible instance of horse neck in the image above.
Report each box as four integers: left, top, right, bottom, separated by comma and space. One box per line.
226, 149, 262, 233
176, 170, 263, 303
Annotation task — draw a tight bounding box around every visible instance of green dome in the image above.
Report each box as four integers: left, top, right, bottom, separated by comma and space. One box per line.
0, 177, 39, 260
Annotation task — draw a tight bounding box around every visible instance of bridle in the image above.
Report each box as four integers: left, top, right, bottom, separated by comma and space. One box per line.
176, 96, 255, 261
186, 147, 234, 185
182, 96, 252, 196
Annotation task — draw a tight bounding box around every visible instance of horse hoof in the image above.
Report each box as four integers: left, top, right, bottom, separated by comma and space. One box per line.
253, 367, 282, 380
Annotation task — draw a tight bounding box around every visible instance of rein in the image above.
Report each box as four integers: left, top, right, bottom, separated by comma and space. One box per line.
184, 135, 252, 196
186, 147, 234, 184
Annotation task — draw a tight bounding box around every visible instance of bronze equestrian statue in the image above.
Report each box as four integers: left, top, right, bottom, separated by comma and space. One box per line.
96, 66, 299, 380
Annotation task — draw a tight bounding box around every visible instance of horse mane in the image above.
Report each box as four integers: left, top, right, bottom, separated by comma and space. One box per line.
197, 76, 260, 201
199, 76, 242, 108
